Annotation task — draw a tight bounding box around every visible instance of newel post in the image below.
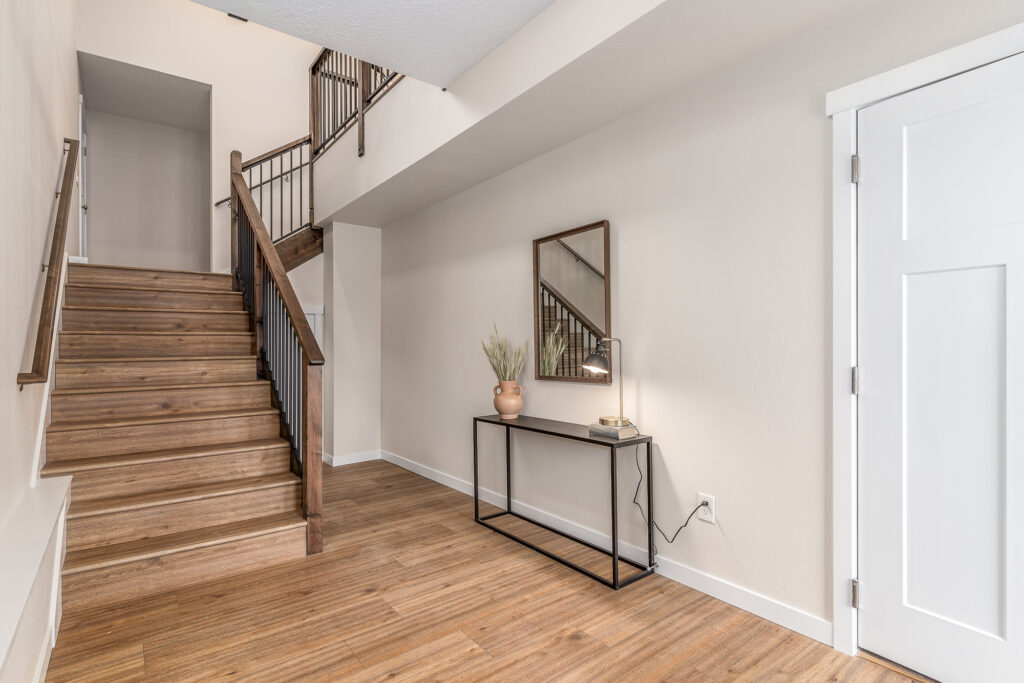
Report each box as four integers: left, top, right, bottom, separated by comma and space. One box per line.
229, 150, 242, 291
303, 357, 323, 554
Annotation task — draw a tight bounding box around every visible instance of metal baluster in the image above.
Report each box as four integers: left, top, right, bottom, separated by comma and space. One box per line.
298, 144, 304, 228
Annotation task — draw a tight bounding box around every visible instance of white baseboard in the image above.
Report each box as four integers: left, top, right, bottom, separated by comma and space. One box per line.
324, 450, 381, 467
379, 450, 832, 646
67, 255, 88, 264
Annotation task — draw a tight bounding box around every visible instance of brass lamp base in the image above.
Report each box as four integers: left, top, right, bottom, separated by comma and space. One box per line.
599, 416, 631, 427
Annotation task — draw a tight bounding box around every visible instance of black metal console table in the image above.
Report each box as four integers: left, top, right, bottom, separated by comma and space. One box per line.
472, 414, 654, 589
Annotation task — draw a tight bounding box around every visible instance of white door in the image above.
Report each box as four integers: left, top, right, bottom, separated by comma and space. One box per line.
858, 52, 1024, 682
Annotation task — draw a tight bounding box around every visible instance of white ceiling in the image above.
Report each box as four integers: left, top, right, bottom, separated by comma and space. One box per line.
190, 0, 556, 86
79, 53, 211, 133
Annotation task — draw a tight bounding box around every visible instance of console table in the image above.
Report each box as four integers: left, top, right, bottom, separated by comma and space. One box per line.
472, 414, 654, 589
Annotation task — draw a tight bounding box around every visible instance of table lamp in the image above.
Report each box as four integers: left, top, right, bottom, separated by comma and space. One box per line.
583, 338, 638, 439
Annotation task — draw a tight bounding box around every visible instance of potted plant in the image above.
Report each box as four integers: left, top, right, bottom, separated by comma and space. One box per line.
482, 324, 528, 420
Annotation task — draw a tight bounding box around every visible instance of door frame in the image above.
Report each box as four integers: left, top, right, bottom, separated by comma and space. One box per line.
828, 21, 1024, 656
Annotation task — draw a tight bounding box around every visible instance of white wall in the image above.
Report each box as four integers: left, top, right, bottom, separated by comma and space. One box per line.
85, 110, 210, 271
76, 0, 320, 277
0, 0, 79, 675
1, 0, 79, 525
324, 224, 381, 464
380, 0, 1024, 632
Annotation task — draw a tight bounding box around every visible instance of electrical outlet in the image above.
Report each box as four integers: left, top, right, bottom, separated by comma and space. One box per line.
697, 493, 715, 524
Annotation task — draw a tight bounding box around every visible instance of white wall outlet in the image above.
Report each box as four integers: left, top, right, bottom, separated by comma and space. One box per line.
697, 493, 716, 524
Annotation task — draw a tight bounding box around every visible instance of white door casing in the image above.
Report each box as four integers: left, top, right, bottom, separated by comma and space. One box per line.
856, 52, 1024, 681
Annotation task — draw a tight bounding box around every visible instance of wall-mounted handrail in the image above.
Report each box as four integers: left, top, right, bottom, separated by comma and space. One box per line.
231, 150, 323, 554
555, 238, 605, 280
18, 138, 79, 387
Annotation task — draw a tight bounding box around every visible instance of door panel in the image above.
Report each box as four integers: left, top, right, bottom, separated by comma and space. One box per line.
858, 52, 1024, 682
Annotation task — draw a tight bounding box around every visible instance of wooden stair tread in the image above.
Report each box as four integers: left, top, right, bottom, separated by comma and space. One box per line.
51, 379, 269, 396
48, 407, 279, 432
68, 473, 300, 519
62, 305, 250, 315
67, 283, 243, 296
42, 438, 288, 474
63, 512, 306, 575
69, 263, 234, 279
60, 330, 253, 336
56, 355, 257, 364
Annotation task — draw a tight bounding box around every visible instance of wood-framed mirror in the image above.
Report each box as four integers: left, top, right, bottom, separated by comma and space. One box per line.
533, 220, 611, 383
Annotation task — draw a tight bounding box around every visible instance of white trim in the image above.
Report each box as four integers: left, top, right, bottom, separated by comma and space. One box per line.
323, 450, 381, 467
67, 256, 88, 265
831, 110, 858, 655
826, 23, 1024, 656
29, 255, 71, 485
380, 450, 832, 646
826, 22, 1024, 115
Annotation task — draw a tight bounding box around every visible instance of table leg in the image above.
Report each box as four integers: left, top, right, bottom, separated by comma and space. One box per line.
505, 425, 512, 512
647, 440, 654, 569
473, 419, 480, 521
611, 445, 619, 588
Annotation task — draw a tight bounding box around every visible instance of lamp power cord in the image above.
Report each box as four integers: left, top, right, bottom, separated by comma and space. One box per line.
632, 444, 708, 556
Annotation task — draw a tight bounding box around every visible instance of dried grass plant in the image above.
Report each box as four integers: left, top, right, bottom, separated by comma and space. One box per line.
482, 324, 528, 381
541, 322, 567, 376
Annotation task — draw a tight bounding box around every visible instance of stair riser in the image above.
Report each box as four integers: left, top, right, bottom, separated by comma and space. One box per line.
59, 333, 254, 359
55, 358, 257, 390
68, 265, 233, 292
62, 309, 251, 333
47, 414, 281, 461
62, 525, 306, 613
57, 448, 293, 501
65, 287, 244, 311
52, 384, 272, 422
67, 484, 301, 552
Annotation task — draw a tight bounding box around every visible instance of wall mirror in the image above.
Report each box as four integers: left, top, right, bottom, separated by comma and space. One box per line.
533, 220, 611, 383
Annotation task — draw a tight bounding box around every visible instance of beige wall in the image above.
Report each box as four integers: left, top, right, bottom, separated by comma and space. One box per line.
76, 0, 320, 277
381, 0, 1024, 625
85, 110, 210, 271
1, 0, 79, 526
324, 224, 381, 461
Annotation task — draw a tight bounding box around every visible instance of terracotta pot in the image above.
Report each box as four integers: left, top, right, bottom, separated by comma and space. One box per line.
493, 380, 524, 420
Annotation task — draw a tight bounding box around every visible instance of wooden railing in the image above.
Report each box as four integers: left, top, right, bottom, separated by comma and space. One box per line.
310, 48, 402, 158
240, 136, 313, 243
231, 150, 324, 554
18, 138, 79, 387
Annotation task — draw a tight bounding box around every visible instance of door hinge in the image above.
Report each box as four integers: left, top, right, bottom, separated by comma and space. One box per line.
851, 155, 860, 183
851, 578, 861, 608
851, 366, 860, 395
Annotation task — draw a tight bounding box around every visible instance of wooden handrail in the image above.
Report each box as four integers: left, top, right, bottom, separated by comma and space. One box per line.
231, 149, 323, 554
230, 152, 324, 365
539, 277, 606, 339
18, 138, 79, 387
241, 135, 311, 171
555, 238, 604, 279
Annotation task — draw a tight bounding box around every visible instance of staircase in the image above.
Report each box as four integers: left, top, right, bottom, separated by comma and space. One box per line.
43, 263, 309, 613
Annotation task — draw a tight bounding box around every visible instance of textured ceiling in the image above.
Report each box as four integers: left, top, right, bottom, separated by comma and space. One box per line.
79, 53, 211, 133
191, 0, 556, 86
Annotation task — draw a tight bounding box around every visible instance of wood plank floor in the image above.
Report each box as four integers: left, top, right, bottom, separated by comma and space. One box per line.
46, 461, 909, 682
